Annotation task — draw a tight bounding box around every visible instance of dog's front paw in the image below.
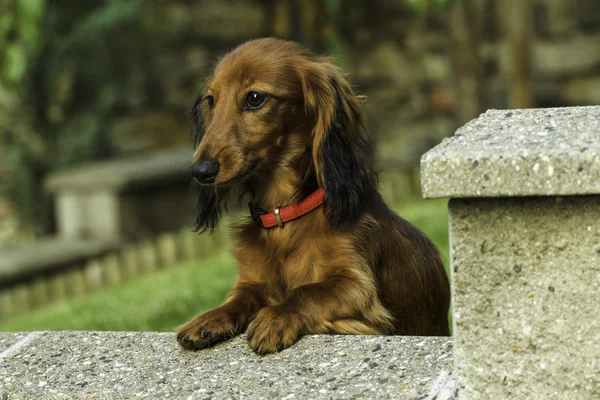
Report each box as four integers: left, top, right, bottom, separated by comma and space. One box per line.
176, 307, 239, 351
246, 306, 303, 354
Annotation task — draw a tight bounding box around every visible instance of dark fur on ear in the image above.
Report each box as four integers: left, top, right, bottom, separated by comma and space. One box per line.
320, 87, 378, 228
302, 60, 378, 229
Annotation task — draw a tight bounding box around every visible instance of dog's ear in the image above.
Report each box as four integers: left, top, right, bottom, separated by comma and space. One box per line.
189, 94, 229, 234
301, 58, 377, 229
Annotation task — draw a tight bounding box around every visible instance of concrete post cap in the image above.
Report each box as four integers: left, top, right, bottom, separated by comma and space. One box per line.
421, 106, 600, 198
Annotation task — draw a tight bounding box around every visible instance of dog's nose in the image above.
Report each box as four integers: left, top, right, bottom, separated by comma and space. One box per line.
192, 159, 220, 183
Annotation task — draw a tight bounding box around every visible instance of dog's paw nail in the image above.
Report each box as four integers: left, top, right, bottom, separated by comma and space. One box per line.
259, 347, 271, 356
277, 342, 284, 352
200, 329, 210, 338
177, 333, 189, 343
193, 340, 209, 350
210, 333, 222, 342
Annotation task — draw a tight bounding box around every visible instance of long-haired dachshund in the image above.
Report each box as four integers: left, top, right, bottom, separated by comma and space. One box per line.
176, 38, 450, 354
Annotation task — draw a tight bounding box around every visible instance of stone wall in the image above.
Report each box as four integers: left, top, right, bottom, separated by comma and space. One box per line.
60, 0, 599, 168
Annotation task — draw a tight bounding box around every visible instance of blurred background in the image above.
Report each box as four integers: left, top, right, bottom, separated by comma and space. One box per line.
0, 0, 598, 332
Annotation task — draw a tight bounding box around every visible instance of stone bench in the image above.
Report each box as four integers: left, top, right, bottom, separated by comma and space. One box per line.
0, 332, 455, 399
421, 106, 600, 398
45, 147, 195, 241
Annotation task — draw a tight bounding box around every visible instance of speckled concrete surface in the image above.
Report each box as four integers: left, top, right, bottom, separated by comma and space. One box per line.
421, 106, 600, 198
0, 332, 28, 354
450, 196, 600, 399
0, 331, 455, 399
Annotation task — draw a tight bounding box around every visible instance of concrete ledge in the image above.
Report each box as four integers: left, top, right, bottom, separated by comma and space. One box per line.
421, 106, 600, 198
0, 332, 455, 399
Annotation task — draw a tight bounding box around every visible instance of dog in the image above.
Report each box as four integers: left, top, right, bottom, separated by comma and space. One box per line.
176, 38, 450, 354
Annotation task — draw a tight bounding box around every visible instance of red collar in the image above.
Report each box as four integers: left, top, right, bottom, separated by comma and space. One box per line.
249, 188, 327, 229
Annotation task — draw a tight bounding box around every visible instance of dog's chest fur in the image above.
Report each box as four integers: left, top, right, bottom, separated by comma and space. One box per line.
235, 212, 356, 303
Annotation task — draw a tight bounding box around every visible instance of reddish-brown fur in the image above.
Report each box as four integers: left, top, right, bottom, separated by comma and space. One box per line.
177, 38, 450, 354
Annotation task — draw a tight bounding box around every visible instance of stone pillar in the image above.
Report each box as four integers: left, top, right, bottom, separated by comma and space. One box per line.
56, 191, 120, 239
421, 106, 600, 398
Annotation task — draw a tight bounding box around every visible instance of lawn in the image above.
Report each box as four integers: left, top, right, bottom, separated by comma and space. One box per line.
0, 252, 237, 332
0, 198, 449, 333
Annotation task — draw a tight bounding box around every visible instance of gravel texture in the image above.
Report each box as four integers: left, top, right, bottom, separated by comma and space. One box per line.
0, 331, 455, 399
0, 333, 29, 354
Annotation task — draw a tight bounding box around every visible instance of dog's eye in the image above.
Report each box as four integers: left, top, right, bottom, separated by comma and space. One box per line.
244, 91, 267, 110
205, 95, 214, 109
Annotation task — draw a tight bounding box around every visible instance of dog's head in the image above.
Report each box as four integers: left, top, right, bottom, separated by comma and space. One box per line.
191, 38, 377, 232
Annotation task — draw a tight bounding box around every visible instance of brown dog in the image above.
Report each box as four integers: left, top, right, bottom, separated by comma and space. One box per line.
176, 38, 450, 354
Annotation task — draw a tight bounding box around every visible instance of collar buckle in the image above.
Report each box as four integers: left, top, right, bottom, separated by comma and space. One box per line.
274, 207, 284, 228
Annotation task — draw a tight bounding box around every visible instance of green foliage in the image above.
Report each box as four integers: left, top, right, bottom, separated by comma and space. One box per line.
54, 113, 114, 168
322, 0, 351, 71
16, 0, 45, 45
2, 44, 28, 84
0, 1, 50, 233
60, 0, 142, 48
408, 0, 451, 16
0, 133, 51, 233
0, 0, 144, 234
0, 0, 45, 85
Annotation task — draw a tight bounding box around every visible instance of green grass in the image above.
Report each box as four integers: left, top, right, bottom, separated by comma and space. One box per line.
0, 198, 449, 333
0, 252, 237, 332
